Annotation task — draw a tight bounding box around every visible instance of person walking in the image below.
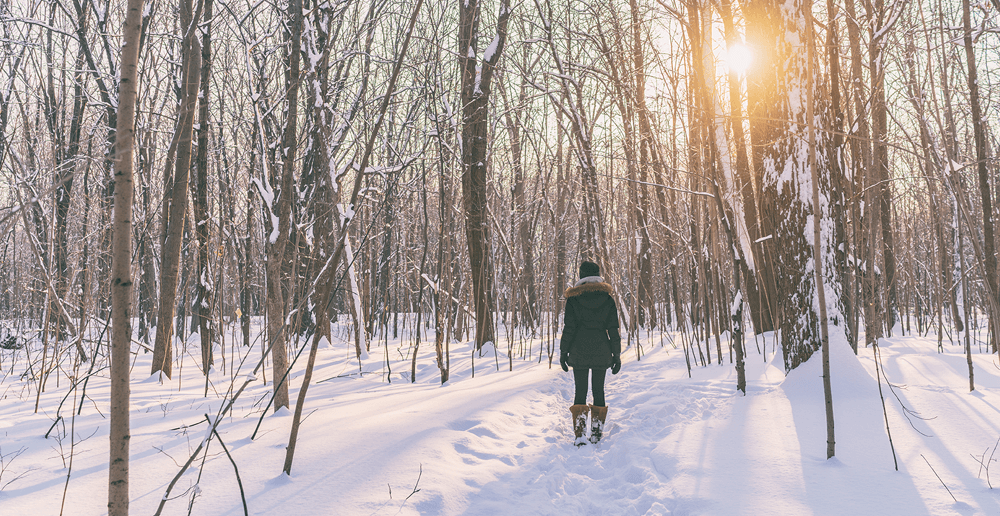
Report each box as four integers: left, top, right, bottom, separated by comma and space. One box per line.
559, 260, 622, 445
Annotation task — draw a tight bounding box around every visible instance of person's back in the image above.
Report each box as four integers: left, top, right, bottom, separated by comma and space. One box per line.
559, 261, 621, 445
562, 280, 617, 369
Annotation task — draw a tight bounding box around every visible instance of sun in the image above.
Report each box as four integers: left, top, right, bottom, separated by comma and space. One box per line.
722, 43, 754, 75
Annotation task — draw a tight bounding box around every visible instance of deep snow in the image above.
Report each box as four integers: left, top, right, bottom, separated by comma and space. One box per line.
2, 319, 1000, 515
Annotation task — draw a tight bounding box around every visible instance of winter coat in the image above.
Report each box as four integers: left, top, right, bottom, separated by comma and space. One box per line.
559, 279, 622, 369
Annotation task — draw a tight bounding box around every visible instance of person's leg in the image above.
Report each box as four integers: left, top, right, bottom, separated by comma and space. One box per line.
591, 368, 607, 407
573, 367, 590, 405
570, 368, 591, 442
589, 368, 609, 443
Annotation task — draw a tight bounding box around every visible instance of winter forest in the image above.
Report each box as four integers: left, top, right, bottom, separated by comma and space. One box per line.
1, 0, 999, 512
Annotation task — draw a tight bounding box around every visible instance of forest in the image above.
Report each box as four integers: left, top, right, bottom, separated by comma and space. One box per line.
0, 0, 998, 512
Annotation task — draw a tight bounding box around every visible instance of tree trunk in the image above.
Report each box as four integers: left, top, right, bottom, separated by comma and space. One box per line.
499, 72, 538, 330
718, 0, 769, 336
283, 0, 423, 473
108, 0, 145, 509
302, 0, 335, 348
192, 0, 215, 375
265, 0, 304, 412
151, 0, 203, 379
962, 0, 999, 351
51, 12, 88, 348
627, 0, 656, 329
137, 142, 157, 345
824, 0, 855, 348
903, 34, 964, 338
459, 0, 510, 350
803, 0, 835, 457
870, 0, 898, 334
745, 0, 820, 370
844, 0, 879, 347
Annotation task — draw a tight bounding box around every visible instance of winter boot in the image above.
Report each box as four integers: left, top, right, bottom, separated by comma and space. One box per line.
570, 404, 590, 446
589, 405, 608, 444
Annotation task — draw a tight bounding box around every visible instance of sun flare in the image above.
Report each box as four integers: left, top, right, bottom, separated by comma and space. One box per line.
723, 43, 754, 75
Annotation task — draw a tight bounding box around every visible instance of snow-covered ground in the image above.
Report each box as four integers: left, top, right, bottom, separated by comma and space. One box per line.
2, 319, 1000, 515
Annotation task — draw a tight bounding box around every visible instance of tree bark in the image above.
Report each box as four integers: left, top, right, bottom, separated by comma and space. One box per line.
718, 0, 769, 336
192, 0, 215, 375
962, 0, 999, 351
844, 0, 879, 346
262, 0, 305, 412
745, 0, 820, 370
824, 0, 856, 349
108, 0, 145, 509
870, 0, 898, 334
459, 0, 511, 350
151, 0, 203, 379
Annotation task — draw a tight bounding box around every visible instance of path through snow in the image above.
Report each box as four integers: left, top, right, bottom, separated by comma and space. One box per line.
2, 323, 1000, 515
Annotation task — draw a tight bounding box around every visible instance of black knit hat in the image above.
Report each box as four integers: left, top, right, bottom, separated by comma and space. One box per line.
579, 260, 600, 279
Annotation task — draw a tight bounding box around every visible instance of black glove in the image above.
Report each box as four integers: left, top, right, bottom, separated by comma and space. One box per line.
611, 355, 621, 375
560, 353, 569, 372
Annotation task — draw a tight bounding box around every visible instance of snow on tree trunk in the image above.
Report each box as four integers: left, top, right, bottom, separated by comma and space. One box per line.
745, 0, 827, 371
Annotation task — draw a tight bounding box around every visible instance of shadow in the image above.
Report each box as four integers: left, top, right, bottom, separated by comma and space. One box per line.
783, 339, 955, 515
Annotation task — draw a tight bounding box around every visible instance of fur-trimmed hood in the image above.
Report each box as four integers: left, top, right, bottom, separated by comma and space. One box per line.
564, 281, 614, 299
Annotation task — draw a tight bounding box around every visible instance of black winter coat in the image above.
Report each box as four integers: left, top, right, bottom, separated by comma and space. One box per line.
559, 281, 622, 369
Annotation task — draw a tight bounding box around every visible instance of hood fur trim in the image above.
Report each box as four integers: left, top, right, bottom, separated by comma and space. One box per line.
564, 281, 613, 298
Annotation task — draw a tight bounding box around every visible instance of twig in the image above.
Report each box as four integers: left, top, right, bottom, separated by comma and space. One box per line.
315, 370, 379, 383
45, 415, 63, 439
972, 448, 989, 480
0, 446, 31, 490
988, 436, 1000, 489
153, 414, 218, 516
873, 343, 899, 470
921, 454, 958, 503
169, 418, 208, 432
58, 385, 79, 516
211, 425, 249, 516
188, 414, 214, 516
404, 464, 422, 501
154, 447, 183, 468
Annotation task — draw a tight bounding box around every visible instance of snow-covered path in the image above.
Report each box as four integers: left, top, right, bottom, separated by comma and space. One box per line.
2, 323, 1000, 515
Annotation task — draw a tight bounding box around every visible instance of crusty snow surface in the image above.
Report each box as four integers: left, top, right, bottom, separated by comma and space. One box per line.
2, 320, 1000, 515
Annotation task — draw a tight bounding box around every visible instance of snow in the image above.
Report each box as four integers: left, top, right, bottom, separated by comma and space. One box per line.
249, 177, 280, 243
2, 319, 1000, 515
337, 202, 354, 226
483, 35, 501, 64
474, 64, 483, 96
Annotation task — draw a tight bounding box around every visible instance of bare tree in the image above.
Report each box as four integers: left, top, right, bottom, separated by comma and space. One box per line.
191, 0, 216, 375
108, 0, 146, 510
458, 0, 511, 350
151, 0, 204, 379
744, 0, 823, 370
961, 0, 999, 351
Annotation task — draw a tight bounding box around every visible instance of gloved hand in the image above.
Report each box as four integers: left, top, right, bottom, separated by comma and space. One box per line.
560, 353, 569, 372
611, 355, 621, 375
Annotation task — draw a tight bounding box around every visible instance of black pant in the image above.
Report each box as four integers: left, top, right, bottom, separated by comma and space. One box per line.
573, 367, 607, 406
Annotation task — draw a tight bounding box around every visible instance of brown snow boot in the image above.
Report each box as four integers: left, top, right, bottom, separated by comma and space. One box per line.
570, 404, 589, 445
589, 405, 608, 444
